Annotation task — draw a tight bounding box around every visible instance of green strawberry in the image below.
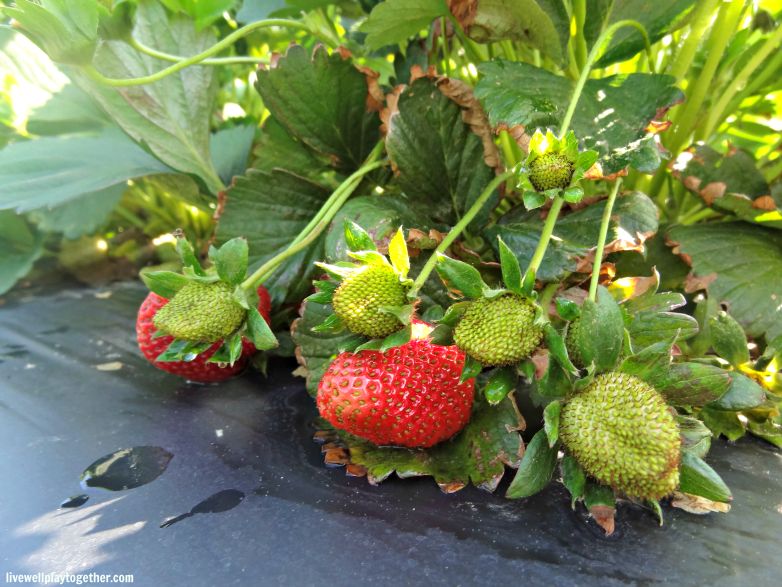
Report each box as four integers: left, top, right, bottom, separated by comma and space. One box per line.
528, 152, 574, 192
153, 281, 246, 342
453, 293, 542, 366
331, 263, 412, 338
559, 371, 681, 500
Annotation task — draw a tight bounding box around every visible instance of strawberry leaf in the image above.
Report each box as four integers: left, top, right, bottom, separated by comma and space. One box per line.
506, 428, 559, 498
579, 287, 624, 373
699, 408, 746, 441
359, 0, 448, 51
651, 363, 731, 407
710, 311, 751, 368
704, 372, 766, 412
140, 271, 189, 300
251, 117, 328, 180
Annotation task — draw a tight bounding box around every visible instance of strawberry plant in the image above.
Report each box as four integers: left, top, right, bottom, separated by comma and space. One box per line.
1, 0, 781, 535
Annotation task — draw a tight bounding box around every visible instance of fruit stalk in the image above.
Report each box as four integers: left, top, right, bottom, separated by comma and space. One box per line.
587, 178, 622, 302
126, 37, 269, 66
410, 169, 515, 296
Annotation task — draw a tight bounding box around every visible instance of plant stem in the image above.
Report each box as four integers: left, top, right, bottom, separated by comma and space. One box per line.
447, 13, 487, 63
666, 0, 721, 81
538, 282, 559, 320
588, 179, 622, 301
127, 37, 269, 65
441, 17, 451, 76
560, 19, 655, 136
703, 23, 782, 139
573, 0, 588, 72
526, 196, 565, 276
410, 169, 514, 295
81, 19, 320, 87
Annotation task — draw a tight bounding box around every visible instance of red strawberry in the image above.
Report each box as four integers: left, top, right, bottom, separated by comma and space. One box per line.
137, 287, 271, 383
317, 321, 475, 448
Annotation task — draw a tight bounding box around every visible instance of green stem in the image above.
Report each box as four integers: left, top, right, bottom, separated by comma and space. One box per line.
560, 19, 655, 136
81, 19, 319, 87
573, 0, 588, 72
588, 179, 622, 302
441, 17, 451, 76
666, 0, 721, 81
538, 282, 559, 321
128, 37, 269, 65
447, 13, 487, 63
526, 196, 565, 276
411, 169, 514, 294
703, 23, 782, 139
680, 207, 718, 225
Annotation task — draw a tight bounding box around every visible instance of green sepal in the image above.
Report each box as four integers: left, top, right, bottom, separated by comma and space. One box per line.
506, 429, 559, 498
710, 311, 751, 368
570, 150, 599, 185
538, 359, 572, 398
388, 227, 410, 277
521, 268, 537, 299
434, 253, 487, 299
678, 452, 732, 503
177, 236, 205, 277
348, 250, 390, 266
543, 324, 578, 375
617, 335, 676, 384
579, 286, 624, 373
556, 298, 580, 321
460, 355, 483, 383
183, 267, 221, 283
428, 324, 454, 346
523, 190, 547, 210
677, 414, 712, 458
227, 332, 243, 366
354, 338, 385, 352
246, 307, 278, 350
344, 219, 377, 252
206, 340, 231, 364
234, 285, 258, 311
311, 313, 346, 334
622, 327, 634, 357
305, 290, 334, 304
584, 479, 615, 510
497, 236, 522, 295
543, 188, 560, 200
699, 408, 746, 441
482, 287, 507, 299
213, 237, 249, 286
561, 186, 584, 203
485, 365, 518, 405
561, 455, 586, 508
438, 301, 471, 327
377, 304, 415, 326
140, 271, 189, 300
704, 372, 766, 412
315, 262, 354, 281
650, 362, 731, 407
155, 339, 212, 363
543, 400, 561, 447
380, 324, 412, 351
151, 329, 170, 339
755, 332, 782, 372
338, 334, 368, 354
688, 295, 718, 358
420, 304, 444, 324
208, 244, 219, 265
313, 280, 338, 294
573, 362, 596, 392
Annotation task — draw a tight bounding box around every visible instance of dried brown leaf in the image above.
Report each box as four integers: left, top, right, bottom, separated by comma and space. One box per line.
590, 505, 616, 535
683, 271, 718, 293
671, 491, 731, 514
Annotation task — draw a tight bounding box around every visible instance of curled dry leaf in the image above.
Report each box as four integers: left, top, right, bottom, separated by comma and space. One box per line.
590, 504, 616, 535
683, 272, 718, 294
671, 491, 731, 514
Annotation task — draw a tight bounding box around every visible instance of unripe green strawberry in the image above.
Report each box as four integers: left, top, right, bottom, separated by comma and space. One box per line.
565, 317, 583, 368
332, 263, 411, 338
559, 371, 681, 500
529, 152, 574, 192
153, 281, 246, 342
453, 293, 542, 366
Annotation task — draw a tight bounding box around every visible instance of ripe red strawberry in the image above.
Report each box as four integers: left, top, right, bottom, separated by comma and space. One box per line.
137, 287, 271, 383
317, 322, 475, 448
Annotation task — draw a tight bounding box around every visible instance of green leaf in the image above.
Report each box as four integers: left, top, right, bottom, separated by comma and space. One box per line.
710, 311, 751, 368
678, 452, 732, 503
627, 309, 698, 349
291, 301, 355, 396
31, 183, 124, 240
699, 408, 746, 441
388, 228, 410, 277
337, 334, 367, 354
688, 295, 719, 358
26, 82, 110, 136
72, 1, 221, 192
486, 192, 659, 282
544, 324, 578, 375
344, 219, 377, 253
452, 0, 571, 65
594, 0, 699, 67
254, 44, 381, 174
214, 238, 249, 286
215, 168, 330, 306
379, 324, 412, 351
210, 125, 255, 187
435, 253, 488, 299
384, 75, 501, 233
537, 359, 572, 398
312, 313, 345, 334
497, 236, 522, 295
359, 0, 448, 50
0, 129, 171, 212
318, 390, 522, 492
617, 336, 675, 384
622, 291, 686, 316
677, 414, 712, 459
0, 211, 44, 295
420, 304, 445, 324
704, 372, 766, 412
485, 365, 518, 405
543, 401, 561, 446
506, 429, 559, 498
251, 117, 328, 179
579, 287, 624, 373
475, 61, 684, 175
667, 222, 782, 344
746, 419, 782, 448
161, 0, 234, 30
651, 362, 732, 407
523, 190, 547, 210
460, 355, 484, 384
247, 306, 277, 351
235, 0, 288, 22
561, 455, 586, 507
140, 271, 189, 300
556, 298, 581, 321
755, 333, 782, 372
